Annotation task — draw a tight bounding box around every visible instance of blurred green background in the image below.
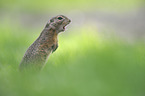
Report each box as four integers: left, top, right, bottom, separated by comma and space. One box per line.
0, 0, 145, 96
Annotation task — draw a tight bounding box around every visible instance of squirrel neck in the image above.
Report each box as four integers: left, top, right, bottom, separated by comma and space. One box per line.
38, 27, 58, 43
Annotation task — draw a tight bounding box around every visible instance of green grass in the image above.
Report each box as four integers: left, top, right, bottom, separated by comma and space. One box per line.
0, 24, 145, 96
0, 0, 143, 12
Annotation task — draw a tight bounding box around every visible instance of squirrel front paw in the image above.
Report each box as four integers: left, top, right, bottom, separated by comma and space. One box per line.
52, 43, 58, 53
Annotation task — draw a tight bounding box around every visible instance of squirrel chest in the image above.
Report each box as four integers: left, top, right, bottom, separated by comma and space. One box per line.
39, 29, 58, 54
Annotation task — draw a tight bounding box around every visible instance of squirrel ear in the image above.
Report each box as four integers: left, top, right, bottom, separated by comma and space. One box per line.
50, 18, 55, 22
45, 23, 49, 28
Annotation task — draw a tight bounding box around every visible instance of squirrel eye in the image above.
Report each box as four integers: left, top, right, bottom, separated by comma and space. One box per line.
57, 17, 63, 20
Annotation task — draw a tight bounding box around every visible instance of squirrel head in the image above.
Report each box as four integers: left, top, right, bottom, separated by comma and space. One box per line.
46, 15, 71, 33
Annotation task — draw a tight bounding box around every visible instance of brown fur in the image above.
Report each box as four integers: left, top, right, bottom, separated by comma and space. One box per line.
19, 15, 71, 71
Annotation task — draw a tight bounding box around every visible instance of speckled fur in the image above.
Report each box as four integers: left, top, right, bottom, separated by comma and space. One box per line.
19, 15, 71, 71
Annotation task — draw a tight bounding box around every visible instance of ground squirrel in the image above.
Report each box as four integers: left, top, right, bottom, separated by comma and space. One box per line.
19, 15, 71, 71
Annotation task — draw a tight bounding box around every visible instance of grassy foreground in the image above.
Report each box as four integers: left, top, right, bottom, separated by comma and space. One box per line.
0, 25, 145, 96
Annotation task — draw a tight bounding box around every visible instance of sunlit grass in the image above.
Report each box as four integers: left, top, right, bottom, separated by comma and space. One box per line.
0, 24, 145, 96
0, 0, 143, 12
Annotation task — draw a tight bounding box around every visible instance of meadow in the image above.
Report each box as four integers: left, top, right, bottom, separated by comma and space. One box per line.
0, 22, 145, 96
0, 0, 145, 96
